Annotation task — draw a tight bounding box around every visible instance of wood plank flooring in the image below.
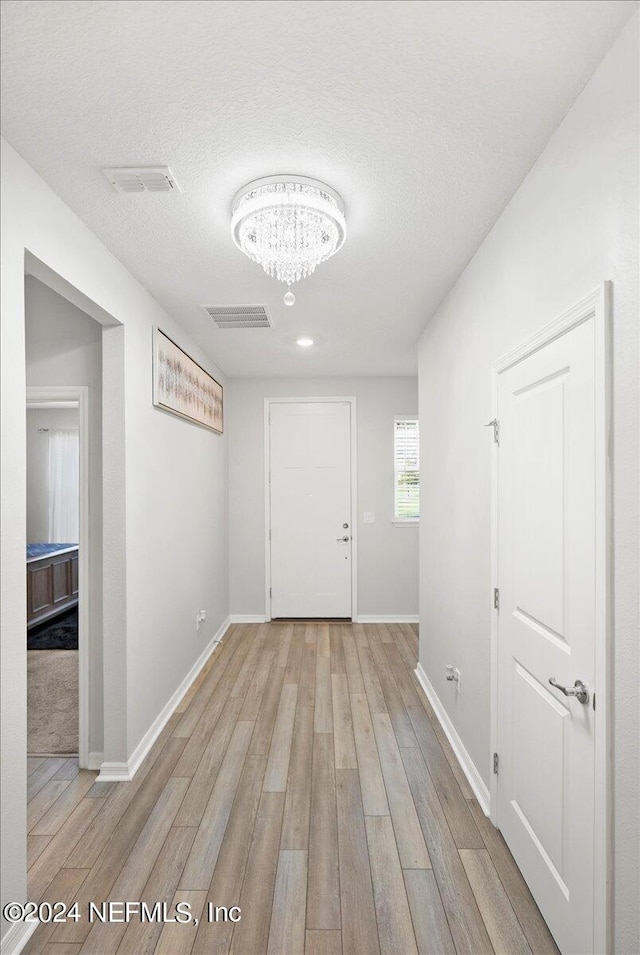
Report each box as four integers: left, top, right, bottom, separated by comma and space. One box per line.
25, 623, 558, 954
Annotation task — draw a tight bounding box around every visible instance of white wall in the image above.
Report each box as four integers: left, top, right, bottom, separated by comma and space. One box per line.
1, 138, 229, 943
26, 406, 79, 542
417, 16, 638, 952
228, 377, 419, 618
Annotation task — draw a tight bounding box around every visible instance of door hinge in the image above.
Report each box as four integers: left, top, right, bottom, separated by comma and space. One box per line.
484, 418, 500, 445
268, 529, 271, 541
269, 587, 272, 597
493, 587, 500, 611
493, 752, 499, 775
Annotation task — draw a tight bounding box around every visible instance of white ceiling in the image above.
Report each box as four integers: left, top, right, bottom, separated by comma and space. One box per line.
1, 0, 635, 377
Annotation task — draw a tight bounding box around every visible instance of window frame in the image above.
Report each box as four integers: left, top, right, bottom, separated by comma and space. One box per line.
392, 416, 420, 525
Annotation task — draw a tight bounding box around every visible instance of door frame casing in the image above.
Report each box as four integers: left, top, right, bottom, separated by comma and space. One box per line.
26, 385, 91, 769
264, 396, 358, 622
489, 284, 611, 953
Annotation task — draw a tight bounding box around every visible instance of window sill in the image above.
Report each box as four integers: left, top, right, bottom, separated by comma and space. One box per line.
392, 519, 419, 526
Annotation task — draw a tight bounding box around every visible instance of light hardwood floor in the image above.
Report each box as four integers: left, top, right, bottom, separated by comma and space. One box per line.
24, 622, 559, 954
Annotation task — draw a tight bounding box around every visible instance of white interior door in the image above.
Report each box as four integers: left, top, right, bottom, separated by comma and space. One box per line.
496, 317, 599, 955
269, 401, 352, 618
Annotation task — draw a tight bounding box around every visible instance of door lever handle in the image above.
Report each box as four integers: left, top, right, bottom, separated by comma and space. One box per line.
336, 535, 350, 542
548, 677, 589, 705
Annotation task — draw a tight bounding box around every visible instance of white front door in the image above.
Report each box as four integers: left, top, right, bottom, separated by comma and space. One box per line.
496, 316, 599, 954
269, 401, 352, 618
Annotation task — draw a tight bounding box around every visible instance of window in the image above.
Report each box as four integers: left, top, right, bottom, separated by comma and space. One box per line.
394, 418, 419, 522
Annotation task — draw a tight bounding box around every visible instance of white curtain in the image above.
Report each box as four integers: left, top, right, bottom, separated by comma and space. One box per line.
48, 429, 79, 542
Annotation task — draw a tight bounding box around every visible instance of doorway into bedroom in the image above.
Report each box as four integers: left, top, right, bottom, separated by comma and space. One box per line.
26, 401, 80, 758
24, 271, 104, 771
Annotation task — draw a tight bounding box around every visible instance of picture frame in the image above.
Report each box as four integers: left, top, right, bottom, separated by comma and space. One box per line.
153, 327, 223, 434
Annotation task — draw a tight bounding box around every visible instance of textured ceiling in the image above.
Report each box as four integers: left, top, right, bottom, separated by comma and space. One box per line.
1, 0, 635, 377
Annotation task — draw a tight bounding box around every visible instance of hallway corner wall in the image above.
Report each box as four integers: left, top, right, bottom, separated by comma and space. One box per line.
1, 137, 229, 945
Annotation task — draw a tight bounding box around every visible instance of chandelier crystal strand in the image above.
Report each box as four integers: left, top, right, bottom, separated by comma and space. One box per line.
231, 177, 346, 305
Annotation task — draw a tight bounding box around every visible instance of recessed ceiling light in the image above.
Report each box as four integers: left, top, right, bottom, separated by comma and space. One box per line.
297, 337, 314, 347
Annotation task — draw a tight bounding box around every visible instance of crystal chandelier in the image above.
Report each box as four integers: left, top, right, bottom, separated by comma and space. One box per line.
231, 175, 346, 306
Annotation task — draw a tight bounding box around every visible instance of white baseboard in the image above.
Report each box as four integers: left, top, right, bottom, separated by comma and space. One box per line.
1, 918, 39, 955
414, 662, 490, 815
94, 760, 131, 783
229, 614, 418, 624
96, 615, 231, 782
356, 615, 419, 624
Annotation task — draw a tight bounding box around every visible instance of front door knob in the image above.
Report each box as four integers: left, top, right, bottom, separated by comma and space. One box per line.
337, 535, 350, 542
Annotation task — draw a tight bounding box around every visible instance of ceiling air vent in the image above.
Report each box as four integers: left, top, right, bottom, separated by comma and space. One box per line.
200, 304, 274, 329
102, 166, 181, 193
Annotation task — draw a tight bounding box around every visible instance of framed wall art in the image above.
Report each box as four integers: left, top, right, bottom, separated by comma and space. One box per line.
153, 328, 223, 434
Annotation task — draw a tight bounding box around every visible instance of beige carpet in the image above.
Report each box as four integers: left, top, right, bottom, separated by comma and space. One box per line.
28, 650, 78, 755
